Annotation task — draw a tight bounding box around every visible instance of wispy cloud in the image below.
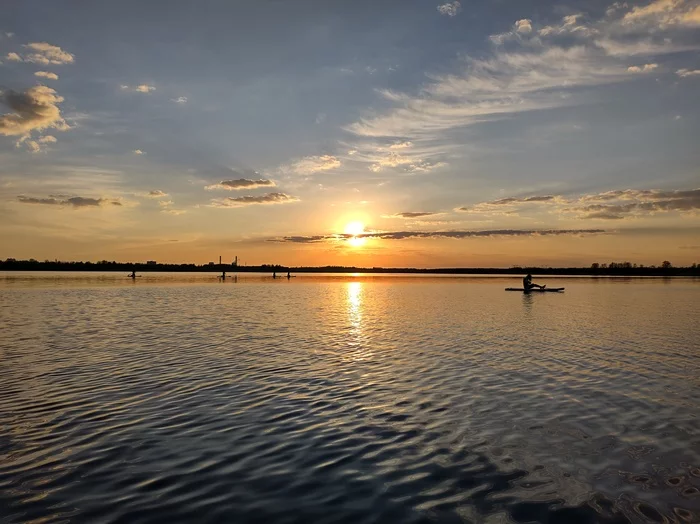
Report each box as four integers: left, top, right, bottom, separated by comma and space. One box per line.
458, 188, 700, 220
0, 85, 69, 137
132, 149, 145, 155
34, 71, 59, 80
281, 155, 341, 175
17, 134, 57, 153
205, 178, 276, 190
171, 96, 188, 104
437, 1, 461, 17
120, 84, 156, 93
270, 228, 605, 243
676, 68, 700, 77
622, 0, 700, 29
17, 195, 122, 208
383, 212, 441, 218
573, 188, 700, 219
210, 192, 299, 208
6, 52, 22, 62
146, 190, 168, 198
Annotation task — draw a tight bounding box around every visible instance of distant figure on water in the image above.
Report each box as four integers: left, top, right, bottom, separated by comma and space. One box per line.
273, 272, 277, 279
220, 271, 226, 280
287, 272, 291, 279
523, 273, 545, 291
129, 270, 137, 279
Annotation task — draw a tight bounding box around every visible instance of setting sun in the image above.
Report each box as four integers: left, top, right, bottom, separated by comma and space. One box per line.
344, 221, 366, 247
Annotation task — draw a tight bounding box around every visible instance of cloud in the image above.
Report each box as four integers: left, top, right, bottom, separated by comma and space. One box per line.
171, 96, 188, 104
573, 188, 700, 219
622, 0, 700, 28
205, 178, 276, 190
384, 212, 441, 218
282, 155, 341, 175
161, 208, 187, 215
147, 190, 168, 198
0, 85, 68, 136
158, 200, 173, 207
460, 188, 700, 220
15, 134, 58, 153
347, 0, 699, 156
676, 68, 700, 77
388, 141, 413, 149
34, 71, 59, 80
515, 19, 533, 34
17, 195, 122, 208
132, 149, 145, 155
210, 192, 300, 208
457, 194, 558, 213
6, 52, 22, 62
121, 84, 156, 93
437, 1, 461, 17
24, 42, 74, 65
627, 63, 658, 73
270, 229, 605, 243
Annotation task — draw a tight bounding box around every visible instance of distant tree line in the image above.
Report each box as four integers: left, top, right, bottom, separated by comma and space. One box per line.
0, 258, 698, 276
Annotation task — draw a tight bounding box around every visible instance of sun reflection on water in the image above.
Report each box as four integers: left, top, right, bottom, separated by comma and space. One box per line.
345, 281, 371, 361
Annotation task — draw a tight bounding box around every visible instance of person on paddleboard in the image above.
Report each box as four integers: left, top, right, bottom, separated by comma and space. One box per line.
129, 270, 137, 278
523, 273, 545, 291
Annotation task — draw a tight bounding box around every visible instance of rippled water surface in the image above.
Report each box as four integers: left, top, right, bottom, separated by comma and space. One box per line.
1, 273, 699, 523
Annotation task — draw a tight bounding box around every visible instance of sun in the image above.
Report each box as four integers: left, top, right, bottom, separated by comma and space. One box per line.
344, 221, 366, 247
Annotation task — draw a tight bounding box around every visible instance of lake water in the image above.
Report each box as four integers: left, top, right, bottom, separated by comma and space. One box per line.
1, 273, 699, 523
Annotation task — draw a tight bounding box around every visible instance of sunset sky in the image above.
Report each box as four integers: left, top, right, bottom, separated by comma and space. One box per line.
1, 0, 699, 267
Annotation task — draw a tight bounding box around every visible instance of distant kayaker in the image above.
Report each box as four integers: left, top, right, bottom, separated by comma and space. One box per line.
129, 271, 136, 279
523, 273, 545, 290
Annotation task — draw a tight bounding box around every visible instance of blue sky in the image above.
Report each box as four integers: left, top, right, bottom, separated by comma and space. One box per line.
1, 0, 699, 266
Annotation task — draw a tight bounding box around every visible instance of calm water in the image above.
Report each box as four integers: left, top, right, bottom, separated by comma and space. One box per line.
1, 273, 699, 523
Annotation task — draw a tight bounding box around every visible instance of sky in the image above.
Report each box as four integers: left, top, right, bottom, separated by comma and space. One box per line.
1, 0, 699, 267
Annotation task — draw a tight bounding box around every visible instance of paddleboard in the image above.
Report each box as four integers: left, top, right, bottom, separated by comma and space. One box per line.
505, 287, 564, 292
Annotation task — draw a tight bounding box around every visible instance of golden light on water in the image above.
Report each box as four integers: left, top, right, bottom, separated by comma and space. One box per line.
344, 221, 366, 247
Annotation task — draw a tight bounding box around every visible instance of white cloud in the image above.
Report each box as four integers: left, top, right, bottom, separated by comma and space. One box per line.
161, 208, 187, 215
0, 85, 68, 137
171, 96, 187, 104
627, 63, 659, 72
282, 155, 341, 175
34, 71, 59, 80
6, 52, 22, 62
158, 200, 174, 207
24, 42, 74, 65
437, 1, 461, 17
676, 68, 700, 77
515, 19, 533, 34
132, 149, 145, 155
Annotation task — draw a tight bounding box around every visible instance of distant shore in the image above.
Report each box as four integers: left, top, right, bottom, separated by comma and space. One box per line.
1, 259, 698, 277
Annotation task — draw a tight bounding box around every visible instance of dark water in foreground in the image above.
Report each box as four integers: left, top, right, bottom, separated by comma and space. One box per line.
1, 273, 699, 523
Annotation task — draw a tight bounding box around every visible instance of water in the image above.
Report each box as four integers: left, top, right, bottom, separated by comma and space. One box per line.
1, 273, 699, 523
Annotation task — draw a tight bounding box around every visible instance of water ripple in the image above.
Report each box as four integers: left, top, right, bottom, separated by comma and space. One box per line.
1, 276, 699, 522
